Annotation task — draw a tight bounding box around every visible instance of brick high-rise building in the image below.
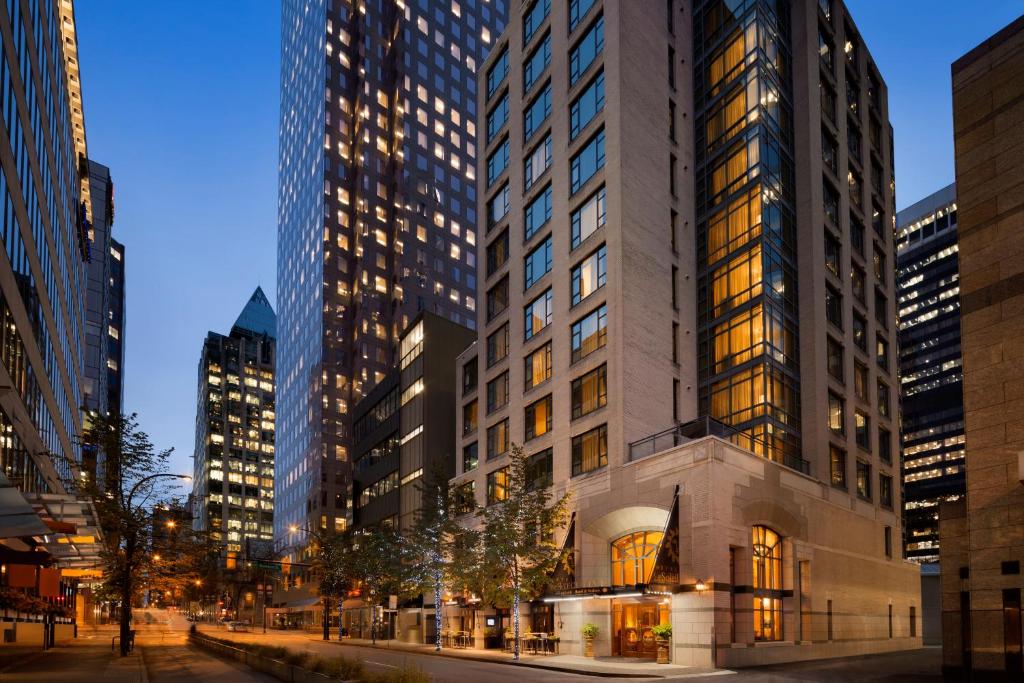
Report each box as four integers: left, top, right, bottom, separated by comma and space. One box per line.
452, 0, 915, 666
274, 0, 509, 557
940, 14, 1024, 680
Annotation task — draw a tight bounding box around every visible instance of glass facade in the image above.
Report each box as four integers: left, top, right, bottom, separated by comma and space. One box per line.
694, 0, 800, 467
276, 0, 508, 543
191, 289, 276, 553
0, 0, 90, 498
895, 185, 962, 563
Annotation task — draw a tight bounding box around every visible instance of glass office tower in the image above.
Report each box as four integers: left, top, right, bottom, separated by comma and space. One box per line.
0, 0, 91, 497
276, 0, 508, 548
895, 184, 962, 563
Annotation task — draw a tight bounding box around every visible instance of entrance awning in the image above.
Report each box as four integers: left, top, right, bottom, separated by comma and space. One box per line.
0, 473, 50, 538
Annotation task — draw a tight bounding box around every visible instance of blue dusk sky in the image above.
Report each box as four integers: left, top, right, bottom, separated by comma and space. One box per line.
74, 2, 1023, 494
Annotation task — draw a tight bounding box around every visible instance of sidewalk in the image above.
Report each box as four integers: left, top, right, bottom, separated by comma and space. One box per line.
0, 635, 147, 682
310, 634, 720, 678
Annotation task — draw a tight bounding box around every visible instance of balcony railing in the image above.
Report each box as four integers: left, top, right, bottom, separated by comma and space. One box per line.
627, 416, 811, 476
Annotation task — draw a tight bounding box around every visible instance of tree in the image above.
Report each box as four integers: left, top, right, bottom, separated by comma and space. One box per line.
312, 529, 356, 641
347, 525, 412, 644
475, 444, 570, 660
405, 467, 462, 650
82, 412, 179, 656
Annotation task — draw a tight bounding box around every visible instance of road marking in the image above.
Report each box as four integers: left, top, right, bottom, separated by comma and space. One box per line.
366, 660, 398, 669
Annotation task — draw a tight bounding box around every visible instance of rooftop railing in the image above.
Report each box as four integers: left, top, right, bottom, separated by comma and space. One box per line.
627, 416, 811, 476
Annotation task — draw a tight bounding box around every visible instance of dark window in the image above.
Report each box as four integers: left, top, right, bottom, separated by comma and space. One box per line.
855, 411, 870, 450
880, 475, 893, 509
852, 265, 866, 302
875, 288, 888, 329
486, 229, 509, 276
823, 180, 839, 224
826, 285, 843, 328
487, 323, 509, 367
877, 381, 890, 418
487, 419, 509, 460
822, 128, 837, 174
827, 337, 844, 382
879, 426, 891, 464
487, 138, 510, 187
853, 312, 867, 351
825, 230, 841, 276
463, 442, 479, 472
856, 460, 871, 500
572, 424, 607, 476
487, 276, 509, 321
526, 448, 553, 490
462, 359, 478, 396
850, 214, 865, 255
486, 372, 509, 413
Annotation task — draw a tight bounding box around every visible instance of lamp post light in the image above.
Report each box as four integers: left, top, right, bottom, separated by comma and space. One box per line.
290, 524, 330, 641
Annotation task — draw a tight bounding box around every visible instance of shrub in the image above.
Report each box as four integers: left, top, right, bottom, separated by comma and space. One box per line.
581, 623, 599, 639
651, 623, 672, 639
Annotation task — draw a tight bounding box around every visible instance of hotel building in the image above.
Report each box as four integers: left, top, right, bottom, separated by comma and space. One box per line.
895, 184, 963, 564
453, 0, 918, 666
191, 288, 276, 556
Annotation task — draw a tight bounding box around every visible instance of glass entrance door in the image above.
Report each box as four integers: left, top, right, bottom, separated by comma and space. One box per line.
612, 602, 667, 658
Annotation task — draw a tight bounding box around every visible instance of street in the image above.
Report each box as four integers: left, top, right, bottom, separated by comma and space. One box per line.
0, 609, 944, 683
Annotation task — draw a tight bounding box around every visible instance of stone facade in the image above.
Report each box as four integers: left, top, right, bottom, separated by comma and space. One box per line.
941, 14, 1024, 680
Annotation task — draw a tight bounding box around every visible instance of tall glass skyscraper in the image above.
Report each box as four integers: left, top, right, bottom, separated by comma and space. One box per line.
0, 0, 91, 499
276, 0, 508, 550
895, 184, 962, 563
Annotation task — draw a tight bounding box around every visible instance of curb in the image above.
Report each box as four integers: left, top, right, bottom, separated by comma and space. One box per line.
310, 637, 665, 679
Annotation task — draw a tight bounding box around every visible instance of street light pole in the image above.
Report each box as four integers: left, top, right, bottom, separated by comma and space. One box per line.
290, 524, 329, 641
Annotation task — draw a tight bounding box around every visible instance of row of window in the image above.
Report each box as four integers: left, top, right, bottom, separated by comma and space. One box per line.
476, 421, 609, 505
486, 243, 607, 330
828, 443, 894, 508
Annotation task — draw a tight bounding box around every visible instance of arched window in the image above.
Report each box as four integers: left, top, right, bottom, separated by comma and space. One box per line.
752, 525, 782, 641
610, 531, 663, 587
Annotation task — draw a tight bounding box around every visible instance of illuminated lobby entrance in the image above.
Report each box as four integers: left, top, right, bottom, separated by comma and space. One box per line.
612, 600, 669, 658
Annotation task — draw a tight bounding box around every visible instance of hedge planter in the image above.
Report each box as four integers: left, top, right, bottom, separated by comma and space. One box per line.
581, 623, 599, 658
652, 624, 672, 664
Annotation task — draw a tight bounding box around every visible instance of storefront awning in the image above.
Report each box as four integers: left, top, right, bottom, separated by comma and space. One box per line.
0, 473, 50, 538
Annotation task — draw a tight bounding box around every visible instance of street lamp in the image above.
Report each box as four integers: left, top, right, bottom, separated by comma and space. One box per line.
289, 524, 330, 641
